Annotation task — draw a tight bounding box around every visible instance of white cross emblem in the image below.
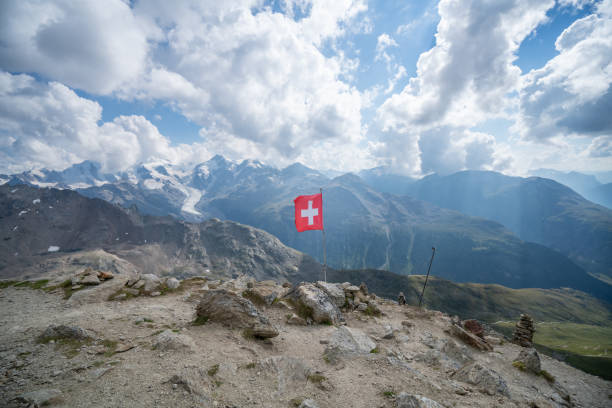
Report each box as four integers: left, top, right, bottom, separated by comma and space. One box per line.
301, 200, 318, 225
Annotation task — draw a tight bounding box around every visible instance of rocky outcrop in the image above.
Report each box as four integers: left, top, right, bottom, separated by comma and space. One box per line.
196, 289, 278, 338
513, 314, 535, 347
452, 363, 510, 397
284, 283, 343, 325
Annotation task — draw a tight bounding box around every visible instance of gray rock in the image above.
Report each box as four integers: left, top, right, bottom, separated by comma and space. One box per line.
299, 399, 319, 408
196, 289, 278, 338
382, 324, 395, 339
153, 330, 195, 351
345, 285, 360, 293
286, 283, 343, 325
396, 393, 444, 408
133, 280, 145, 289
80, 273, 101, 285
452, 362, 509, 397
141, 273, 162, 292
315, 281, 346, 308
17, 389, 63, 406
514, 348, 541, 374
324, 326, 376, 363
166, 277, 180, 289
258, 356, 312, 392
38, 325, 93, 342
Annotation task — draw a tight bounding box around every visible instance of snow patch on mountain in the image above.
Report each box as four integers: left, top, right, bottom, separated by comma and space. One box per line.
180, 187, 203, 216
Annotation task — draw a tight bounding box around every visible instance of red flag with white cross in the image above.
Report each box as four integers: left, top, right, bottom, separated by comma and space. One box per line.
294, 193, 323, 232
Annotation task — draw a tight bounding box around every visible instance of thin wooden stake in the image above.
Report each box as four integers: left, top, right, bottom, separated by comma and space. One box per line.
418, 247, 436, 308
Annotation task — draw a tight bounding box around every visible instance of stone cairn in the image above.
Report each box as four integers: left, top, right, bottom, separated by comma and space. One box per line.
512, 314, 535, 347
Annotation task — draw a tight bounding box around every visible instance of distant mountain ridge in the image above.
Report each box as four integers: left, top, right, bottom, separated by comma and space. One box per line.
529, 168, 612, 209
399, 171, 612, 282
2, 159, 611, 301
0, 184, 320, 282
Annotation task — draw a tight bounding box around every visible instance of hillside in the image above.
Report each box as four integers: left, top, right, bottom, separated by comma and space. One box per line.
327, 269, 612, 325
401, 171, 612, 281
1, 273, 610, 407
0, 184, 320, 282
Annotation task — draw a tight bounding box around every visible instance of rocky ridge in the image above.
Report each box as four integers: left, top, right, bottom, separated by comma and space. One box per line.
1, 268, 610, 408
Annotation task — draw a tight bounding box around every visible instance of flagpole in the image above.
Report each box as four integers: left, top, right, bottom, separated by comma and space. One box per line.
320, 187, 327, 282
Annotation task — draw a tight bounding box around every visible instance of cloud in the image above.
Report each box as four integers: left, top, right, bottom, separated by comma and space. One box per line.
126, 0, 367, 162
373, 0, 554, 175
0, 73, 202, 173
587, 135, 612, 157
0, 0, 149, 94
516, 0, 612, 141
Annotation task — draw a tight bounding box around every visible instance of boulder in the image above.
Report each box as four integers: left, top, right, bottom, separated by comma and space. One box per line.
153, 330, 195, 351
38, 325, 93, 343
513, 348, 541, 374
396, 393, 444, 408
166, 277, 180, 290
141, 273, 162, 293
17, 389, 63, 406
452, 363, 509, 397
315, 281, 346, 308
196, 289, 278, 338
285, 283, 343, 325
323, 326, 377, 363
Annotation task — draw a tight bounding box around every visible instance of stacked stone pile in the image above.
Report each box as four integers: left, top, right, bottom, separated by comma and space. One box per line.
512, 314, 535, 347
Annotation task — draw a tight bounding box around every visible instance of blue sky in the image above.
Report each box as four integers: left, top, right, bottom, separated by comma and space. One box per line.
1, 0, 611, 176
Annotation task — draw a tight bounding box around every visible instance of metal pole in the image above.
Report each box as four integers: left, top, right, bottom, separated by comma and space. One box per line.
418, 247, 436, 308
320, 187, 327, 282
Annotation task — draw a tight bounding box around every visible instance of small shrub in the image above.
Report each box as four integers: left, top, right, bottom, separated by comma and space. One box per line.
382, 390, 395, 398
207, 364, 219, 377
307, 374, 326, 384
143, 318, 154, 323
289, 397, 305, 407
242, 290, 267, 307
363, 304, 381, 317
192, 315, 208, 326
370, 347, 380, 354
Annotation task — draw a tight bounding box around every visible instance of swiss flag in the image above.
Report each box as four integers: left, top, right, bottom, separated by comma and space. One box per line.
294, 193, 323, 232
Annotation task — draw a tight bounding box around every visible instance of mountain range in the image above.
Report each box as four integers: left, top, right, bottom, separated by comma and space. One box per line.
2, 158, 611, 302
398, 171, 612, 283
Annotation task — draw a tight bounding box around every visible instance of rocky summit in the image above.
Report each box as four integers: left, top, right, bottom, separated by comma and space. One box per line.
1, 271, 610, 408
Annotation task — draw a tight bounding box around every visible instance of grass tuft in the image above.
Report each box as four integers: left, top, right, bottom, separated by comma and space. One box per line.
370, 347, 380, 354
512, 361, 526, 371
539, 369, 555, 383
192, 315, 208, 326
307, 374, 326, 384
207, 364, 219, 377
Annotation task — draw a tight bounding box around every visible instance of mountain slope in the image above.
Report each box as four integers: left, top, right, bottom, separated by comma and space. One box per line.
0, 184, 320, 282
4, 159, 611, 301
403, 171, 612, 281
